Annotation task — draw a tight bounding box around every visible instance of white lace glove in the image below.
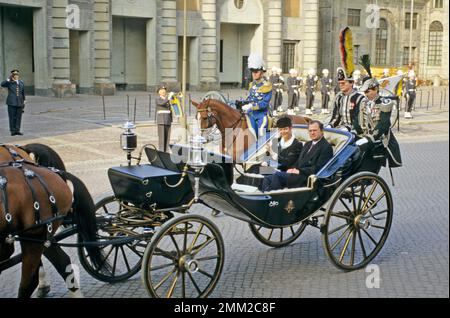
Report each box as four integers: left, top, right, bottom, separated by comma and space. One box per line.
168, 92, 174, 100
242, 104, 252, 112
356, 138, 369, 146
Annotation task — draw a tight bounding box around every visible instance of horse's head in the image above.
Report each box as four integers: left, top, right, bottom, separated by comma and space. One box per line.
192, 99, 217, 131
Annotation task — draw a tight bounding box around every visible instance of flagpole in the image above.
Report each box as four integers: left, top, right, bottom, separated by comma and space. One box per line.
181, 0, 188, 144
408, 0, 414, 66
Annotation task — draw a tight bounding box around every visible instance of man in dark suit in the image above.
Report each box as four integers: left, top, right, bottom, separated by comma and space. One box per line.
1, 69, 26, 136
261, 120, 333, 191
155, 85, 173, 152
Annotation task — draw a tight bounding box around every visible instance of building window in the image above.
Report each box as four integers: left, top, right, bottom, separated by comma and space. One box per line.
234, 0, 245, 9
434, 0, 443, 8
428, 21, 443, 66
176, 0, 199, 11
353, 45, 360, 65
405, 13, 418, 29
220, 40, 224, 73
282, 41, 297, 74
348, 9, 361, 27
284, 0, 300, 18
375, 18, 388, 65
403, 47, 416, 65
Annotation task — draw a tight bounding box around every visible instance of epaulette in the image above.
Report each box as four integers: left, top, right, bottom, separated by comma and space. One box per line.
257, 81, 272, 94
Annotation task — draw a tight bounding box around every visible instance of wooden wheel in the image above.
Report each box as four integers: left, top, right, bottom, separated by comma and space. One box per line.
78, 196, 150, 283
322, 172, 393, 271
141, 215, 224, 298
249, 222, 307, 248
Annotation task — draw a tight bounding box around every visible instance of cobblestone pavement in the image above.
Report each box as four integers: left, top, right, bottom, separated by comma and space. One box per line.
0, 91, 448, 298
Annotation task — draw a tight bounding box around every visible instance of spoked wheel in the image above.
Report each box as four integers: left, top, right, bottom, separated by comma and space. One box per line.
322, 172, 393, 271
78, 195, 151, 283
142, 215, 224, 298
249, 222, 308, 248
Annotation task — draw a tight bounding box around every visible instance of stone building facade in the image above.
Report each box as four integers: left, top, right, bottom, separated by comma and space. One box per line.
0, 0, 447, 98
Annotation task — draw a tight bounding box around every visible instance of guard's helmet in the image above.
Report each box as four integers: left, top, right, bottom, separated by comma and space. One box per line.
277, 68, 283, 75
337, 67, 355, 81
271, 66, 278, 73
308, 68, 316, 76
289, 69, 298, 76
360, 77, 379, 92
248, 53, 266, 72
322, 69, 329, 75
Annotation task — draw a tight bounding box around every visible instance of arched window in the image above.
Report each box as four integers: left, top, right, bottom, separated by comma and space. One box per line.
375, 18, 388, 65
428, 21, 443, 66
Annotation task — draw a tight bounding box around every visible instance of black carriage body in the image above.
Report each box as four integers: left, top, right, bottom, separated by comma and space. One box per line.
108, 165, 192, 209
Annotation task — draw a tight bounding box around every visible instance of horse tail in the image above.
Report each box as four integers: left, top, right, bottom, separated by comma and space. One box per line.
61, 171, 104, 269
21, 143, 66, 171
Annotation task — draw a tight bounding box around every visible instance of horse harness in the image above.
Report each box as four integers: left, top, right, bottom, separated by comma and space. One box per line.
0, 159, 65, 245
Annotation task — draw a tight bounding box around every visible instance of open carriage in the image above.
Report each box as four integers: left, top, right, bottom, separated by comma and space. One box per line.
88, 124, 393, 298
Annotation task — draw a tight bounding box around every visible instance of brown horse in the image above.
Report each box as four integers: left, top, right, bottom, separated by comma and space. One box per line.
0, 144, 101, 298
191, 99, 311, 160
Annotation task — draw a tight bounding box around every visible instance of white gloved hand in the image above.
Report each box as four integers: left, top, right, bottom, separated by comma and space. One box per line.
356, 138, 369, 146
325, 124, 332, 129
312, 92, 316, 96
168, 92, 174, 99
242, 104, 252, 112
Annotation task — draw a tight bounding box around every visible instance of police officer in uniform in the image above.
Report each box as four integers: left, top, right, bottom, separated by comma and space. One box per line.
305, 69, 318, 115
1, 69, 26, 136
155, 85, 173, 152
236, 53, 272, 139
404, 70, 416, 119
320, 69, 332, 114
286, 69, 302, 115
357, 65, 402, 173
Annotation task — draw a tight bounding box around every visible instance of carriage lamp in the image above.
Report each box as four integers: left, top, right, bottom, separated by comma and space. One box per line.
121, 121, 137, 166
188, 126, 207, 202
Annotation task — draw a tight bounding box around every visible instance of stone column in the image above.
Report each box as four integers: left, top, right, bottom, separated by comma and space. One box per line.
52, 0, 76, 97
302, 0, 319, 72
265, 0, 282, 69
33, 4, 52, 96
199, 0, 219, 91
157, 0, 178, 90
93, 0, 115, 95
146, 18, 158, 91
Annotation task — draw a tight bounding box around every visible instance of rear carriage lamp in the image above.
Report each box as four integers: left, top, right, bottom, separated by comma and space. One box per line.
188, 126, 207, 201
121, 121, 137, 166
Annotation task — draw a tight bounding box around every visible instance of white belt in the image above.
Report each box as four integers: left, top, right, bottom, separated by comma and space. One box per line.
158, 110, 171, 114
408, 89, 416, 92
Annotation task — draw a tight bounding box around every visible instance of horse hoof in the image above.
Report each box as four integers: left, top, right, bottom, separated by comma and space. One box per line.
211, 209, 221, 217
37, 285, 51, 298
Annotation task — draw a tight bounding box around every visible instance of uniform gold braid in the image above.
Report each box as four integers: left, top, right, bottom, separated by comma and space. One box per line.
257, 81, 272, 94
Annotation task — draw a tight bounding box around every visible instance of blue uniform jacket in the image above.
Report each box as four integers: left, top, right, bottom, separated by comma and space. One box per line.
1, 79, 26, 107
244, 80, 272, 115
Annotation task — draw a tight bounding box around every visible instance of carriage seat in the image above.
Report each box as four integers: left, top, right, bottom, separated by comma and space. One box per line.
294, 128, 349, 155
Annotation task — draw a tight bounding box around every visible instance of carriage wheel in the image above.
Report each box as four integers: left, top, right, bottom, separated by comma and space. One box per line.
78, 195, 150, 283
322, 172, 393, 271
249, 222, 307, 248
142, 215, 224, 298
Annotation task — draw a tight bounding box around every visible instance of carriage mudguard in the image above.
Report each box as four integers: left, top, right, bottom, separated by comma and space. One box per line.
108, 165, 193, 209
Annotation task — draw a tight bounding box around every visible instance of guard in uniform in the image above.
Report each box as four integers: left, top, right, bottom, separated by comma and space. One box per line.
1, 69, 26, 136
237, 53, 272, 139
357, 54, 403, 174
286, 69, 302, 115
305, 68, 318, 115
155, 85, 173, 152
328, 27, 365, 135
269, 67, 284, 112
404, 70, 416, 119
320, 69, 332, 114
353, 69, 362, 90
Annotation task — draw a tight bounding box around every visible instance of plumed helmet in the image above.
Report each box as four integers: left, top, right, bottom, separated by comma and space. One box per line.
248, 53, 266, 72
322, 69, 329, 75
308, 68, 315, 76
271, 66, 278, 72
289, 69, 298, 75
277, 67, 283, 74
337, 67, 354, 81
276, 116, 292, 128
360, 77, 379, 92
